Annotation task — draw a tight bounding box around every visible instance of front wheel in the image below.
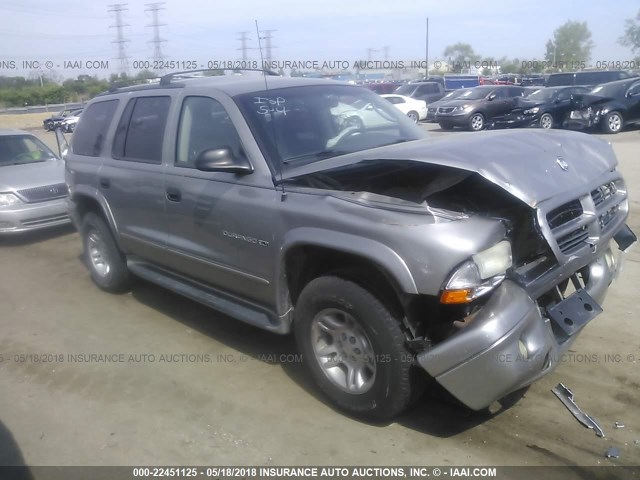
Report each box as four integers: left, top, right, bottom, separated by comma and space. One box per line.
294, 276, 416, 421
81, 212, 131, 292
540, 113, 554, 129
602, 111, 623, 134
468, 113, 485, 131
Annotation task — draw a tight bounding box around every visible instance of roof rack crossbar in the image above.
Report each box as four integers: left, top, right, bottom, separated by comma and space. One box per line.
159, 68, 279, 85
108, 77, 163, 92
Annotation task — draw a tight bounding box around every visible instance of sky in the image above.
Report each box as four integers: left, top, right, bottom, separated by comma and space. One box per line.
1, 0, 639, 78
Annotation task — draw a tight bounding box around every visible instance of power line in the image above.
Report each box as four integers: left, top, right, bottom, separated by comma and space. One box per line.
145, 2, 167, 73
108, 3, 130, 76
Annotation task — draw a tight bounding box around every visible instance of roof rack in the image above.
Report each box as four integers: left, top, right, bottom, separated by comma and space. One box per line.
108, 77, 162, 92
159, 68, 280, 86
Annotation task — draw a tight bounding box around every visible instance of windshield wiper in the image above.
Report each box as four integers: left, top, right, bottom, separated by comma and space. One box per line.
283, 150, 348, 164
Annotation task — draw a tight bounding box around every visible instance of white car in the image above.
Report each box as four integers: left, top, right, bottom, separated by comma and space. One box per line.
380, 94, 427, 123
61, 110, 83, 133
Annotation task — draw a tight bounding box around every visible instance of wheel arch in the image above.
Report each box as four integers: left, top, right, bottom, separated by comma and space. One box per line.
71, 187, 123, 248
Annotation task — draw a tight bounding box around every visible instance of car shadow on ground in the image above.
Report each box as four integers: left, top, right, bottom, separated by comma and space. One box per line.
0, 420, 33, 479
0, 224, 75, 247
130, 278, 523, 438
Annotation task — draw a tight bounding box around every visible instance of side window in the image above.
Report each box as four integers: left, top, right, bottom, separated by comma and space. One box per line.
627, 82, 640, 97
176, 96, 244, 167
507, 87, 523, 97
491, 89, 507, 99
72, 100, 119, 157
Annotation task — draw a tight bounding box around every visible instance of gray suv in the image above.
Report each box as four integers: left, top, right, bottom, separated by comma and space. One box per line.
66, 72, 636, 420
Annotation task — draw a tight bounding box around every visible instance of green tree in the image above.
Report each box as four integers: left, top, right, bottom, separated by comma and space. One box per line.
443, 43, 480, 73
545, 21, 594, 68
619, 9, 640, 55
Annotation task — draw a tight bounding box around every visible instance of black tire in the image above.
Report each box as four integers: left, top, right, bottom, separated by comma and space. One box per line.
294, 276, 415, 421
81, 212, 131, 292
468, 113, 485, 131
602, 111, 623, 134
539, 113, 554, 129
438, 122, 454, 131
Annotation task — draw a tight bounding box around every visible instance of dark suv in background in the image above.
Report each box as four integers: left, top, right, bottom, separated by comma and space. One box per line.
394, 81, 445, 105
435, 85, 525, 131
546, 70, 633, 88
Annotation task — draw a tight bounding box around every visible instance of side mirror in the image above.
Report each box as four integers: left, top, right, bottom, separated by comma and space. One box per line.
487, 94, 496, 101
54, 127, 69, 159
194, 147, 253, 175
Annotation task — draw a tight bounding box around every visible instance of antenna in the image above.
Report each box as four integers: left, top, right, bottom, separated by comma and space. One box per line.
255, 20, 286, 201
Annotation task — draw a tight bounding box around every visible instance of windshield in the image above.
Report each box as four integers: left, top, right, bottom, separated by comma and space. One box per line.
0, 134, 57, 167
457, 87, 494, 100
394, 85, 417, 96
526, 88, 557, 101
441, 89, 465, 100
235, 84, 426, 172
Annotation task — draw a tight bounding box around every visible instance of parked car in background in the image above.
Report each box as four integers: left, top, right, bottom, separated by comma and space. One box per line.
492, 86, 589, 129
330, 97, 397, 130
62, 109, 83, 133
0, 129, 69, 233
43, 108, 81, 131
494, 74, 522, 85
380, 94, 427, 122
366, 82, 403, 94
394, 81, 446, 104
424, 89, 467, 122
435, 85, 525, 131
546, 70, 633, 88
565, 77, 640, 133
521, 75, 546, 86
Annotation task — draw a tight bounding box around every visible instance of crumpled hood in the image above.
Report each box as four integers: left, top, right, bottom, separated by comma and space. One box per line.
0, 159, 66, 192
283, 129, 617, 207
572, 94, 615, 109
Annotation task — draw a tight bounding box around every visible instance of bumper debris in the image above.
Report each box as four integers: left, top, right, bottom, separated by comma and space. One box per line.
552, 383, 605, 438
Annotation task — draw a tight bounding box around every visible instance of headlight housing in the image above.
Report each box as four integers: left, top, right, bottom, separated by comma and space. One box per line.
455, 105, 472, 113
440, 241, 512, 304
523, 107, 540, 115
0, 193, 22, 207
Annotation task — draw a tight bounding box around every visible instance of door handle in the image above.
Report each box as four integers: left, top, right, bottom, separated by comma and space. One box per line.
99, 177, 110, 189
166, 187, 182, 202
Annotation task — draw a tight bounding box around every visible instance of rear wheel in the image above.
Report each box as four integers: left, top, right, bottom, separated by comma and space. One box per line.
81, 212, 131, 292
602, 111, 623, 134
540, 113, 554, 129
294, 276, 416, 421
406, 111, 419, 123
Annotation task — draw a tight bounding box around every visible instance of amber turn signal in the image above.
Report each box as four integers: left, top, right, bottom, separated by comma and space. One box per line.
440, 289, 473, 304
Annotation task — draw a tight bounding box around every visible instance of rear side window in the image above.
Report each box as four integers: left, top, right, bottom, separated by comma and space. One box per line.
547, 74, 574, 87
112, 96, 171, 163
72, 100, 118, 157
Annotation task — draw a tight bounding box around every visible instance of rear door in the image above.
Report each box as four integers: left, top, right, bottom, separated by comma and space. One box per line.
98, 94, 173, 264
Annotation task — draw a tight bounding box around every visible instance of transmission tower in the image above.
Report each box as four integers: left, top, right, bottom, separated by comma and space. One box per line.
260, 30, 277, 66
108, 3, 130, 76
145, 2, 167, 74
237, 31, 252, 63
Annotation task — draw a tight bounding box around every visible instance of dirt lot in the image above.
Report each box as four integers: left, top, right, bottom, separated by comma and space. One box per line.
1, 123, 639, 469
0, 112, 54, 130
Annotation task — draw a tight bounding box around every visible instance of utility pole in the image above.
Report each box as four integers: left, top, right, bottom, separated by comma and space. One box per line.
425, 17, 429, 78
237, 31, 252, 63
145, 2, 167, 74
260, 29, 277, 66
108, 3, 130, 76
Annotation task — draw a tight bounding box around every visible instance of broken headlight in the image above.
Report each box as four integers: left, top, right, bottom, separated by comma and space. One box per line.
440, 240, 512, 304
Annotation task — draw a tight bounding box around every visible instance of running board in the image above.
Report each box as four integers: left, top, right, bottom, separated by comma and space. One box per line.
127, 260, 290, 334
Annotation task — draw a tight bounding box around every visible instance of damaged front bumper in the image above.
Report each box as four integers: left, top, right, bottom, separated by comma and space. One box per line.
417, 226, 636, 410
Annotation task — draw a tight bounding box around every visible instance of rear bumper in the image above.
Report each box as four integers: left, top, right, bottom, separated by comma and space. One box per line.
417, 230, 634, 410
0, 198, 70, 233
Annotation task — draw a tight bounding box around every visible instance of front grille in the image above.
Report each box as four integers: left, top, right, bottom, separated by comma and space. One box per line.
16, 183, 68, 203
437, 106, 455, 114
556, 225, 589, 254
542, 180, 626, 257
546, 200, 583, 229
